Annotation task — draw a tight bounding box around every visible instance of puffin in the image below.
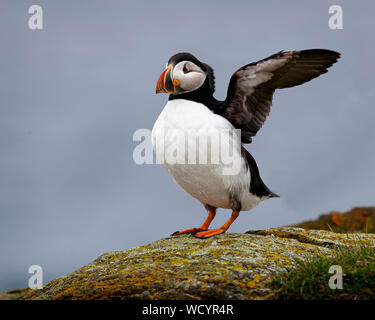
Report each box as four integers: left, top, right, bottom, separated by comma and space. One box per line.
152, 49, 340, 239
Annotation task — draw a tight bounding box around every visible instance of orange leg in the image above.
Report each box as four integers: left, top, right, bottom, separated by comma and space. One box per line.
193, 210, 239, 239
171, 208, 216, 236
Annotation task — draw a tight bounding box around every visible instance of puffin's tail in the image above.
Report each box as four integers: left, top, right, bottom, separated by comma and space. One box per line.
241, 147, 280, 198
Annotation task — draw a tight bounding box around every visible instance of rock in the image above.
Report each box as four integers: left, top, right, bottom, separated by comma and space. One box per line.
0, 288, 31, 300
2, 227, 375, 300
292, 207, 375, 233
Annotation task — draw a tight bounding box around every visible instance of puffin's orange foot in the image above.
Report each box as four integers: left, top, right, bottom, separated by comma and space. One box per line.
171, 228, 208, 236
192, 228, 226, 239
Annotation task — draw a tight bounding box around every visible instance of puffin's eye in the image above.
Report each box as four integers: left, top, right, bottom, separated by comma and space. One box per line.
183, 64, 190, 74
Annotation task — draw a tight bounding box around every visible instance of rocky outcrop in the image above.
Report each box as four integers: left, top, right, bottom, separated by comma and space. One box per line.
2, 227, 374, 300
292, 207, 375, 233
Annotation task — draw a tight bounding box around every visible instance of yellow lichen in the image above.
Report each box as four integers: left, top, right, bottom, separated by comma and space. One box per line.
10, 228, 374, 300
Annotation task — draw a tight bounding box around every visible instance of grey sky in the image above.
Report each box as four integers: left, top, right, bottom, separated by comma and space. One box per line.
0, 0, 374, 292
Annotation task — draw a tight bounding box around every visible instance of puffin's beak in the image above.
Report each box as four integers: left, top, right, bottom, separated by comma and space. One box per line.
156, 65, 178, 94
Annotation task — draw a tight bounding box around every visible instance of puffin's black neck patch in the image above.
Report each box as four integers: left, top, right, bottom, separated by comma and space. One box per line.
201, 63, 215, 93
168, 77, 219, 109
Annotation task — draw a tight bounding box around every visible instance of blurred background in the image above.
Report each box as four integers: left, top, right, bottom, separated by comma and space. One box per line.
0, 0, 374, 291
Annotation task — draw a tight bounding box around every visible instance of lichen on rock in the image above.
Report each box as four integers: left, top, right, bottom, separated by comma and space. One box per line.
2, 227, 375, 300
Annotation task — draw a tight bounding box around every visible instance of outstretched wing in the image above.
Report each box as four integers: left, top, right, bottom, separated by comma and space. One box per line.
216, 49, 340, 143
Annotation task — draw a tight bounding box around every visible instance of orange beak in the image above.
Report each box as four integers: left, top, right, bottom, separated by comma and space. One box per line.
155, 66, 170, 94
156, 65, 180, 94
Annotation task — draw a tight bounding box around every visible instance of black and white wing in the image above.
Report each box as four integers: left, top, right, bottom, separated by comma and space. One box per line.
216, 49, 340, 143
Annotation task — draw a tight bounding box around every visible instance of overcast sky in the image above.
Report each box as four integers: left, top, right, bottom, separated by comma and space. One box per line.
0, 0, 374, 292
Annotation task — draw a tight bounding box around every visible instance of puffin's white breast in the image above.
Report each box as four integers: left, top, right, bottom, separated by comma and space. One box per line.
152, 99, 262, 211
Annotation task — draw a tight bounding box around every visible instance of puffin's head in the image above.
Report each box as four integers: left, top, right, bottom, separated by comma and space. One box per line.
156, 52, 214, 95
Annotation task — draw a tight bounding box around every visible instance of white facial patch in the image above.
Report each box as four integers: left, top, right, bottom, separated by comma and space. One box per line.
172, 61, 207, 93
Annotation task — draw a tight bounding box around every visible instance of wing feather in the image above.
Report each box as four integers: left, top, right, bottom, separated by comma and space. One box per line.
217, 49, 340, 143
